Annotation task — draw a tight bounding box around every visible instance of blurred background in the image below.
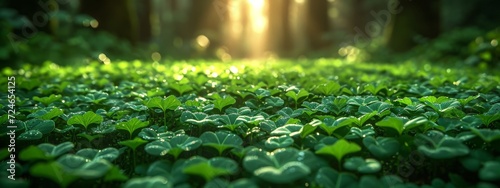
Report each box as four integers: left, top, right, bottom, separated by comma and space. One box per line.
1, 0, 499, 68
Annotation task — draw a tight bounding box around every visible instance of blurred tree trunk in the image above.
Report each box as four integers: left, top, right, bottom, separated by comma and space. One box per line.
267, 0, 292, 56
182, 0, 214, 39
80, 0, 139, 44
137, 0, 151, 42
306, 0, 330, 49
346, 0, 368, 36
385, 0, 440, 52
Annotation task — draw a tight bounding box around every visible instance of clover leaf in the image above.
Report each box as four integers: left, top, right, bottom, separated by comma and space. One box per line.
343, 157, 381, 173
286, 89, 309, 108
277, 107, 304, 118
18, 119, 55, 140
183, 157, 238, 181
347, 96, 378, 106
200, 131, 243, 155
124, 176, 172, 188
83, 91, 108, 104
364, 82, 388, 95
460, 150, 493, 172
243, 148, 321, 184
345, 126, 375, 140
314, 167, 358, 188
115, 118, 149, 138
67, 111, 103, 130
376, 116, 432, 135
211, 94, 236, 112
479, 161, 500, 181
145, 135, 202, 159
30, 161, 78, 188
57, 154, 112, 179
27, 107, 64, 120
216, 113, 249, 131
33, 94, 62, 106
103, 165, 128, 182
20, 142, 74, 161
415, 130, 469, 159
408, 85, 433, 96
119, 137, 148, 151
75, 147, 120, 162
264, 96, 284, 107
322, 96, 348, 115
316, 139, 361, 164
300, 121, 319, 139
358, 101, 392, 117
138, 125, 184, 141
253, 88, 271, 100
351, 111, 377, 127
170, 83, 193, 96
477, 104, 500, 126
315, 82, 342, 95
37, 142, 75, 158
144, 95, 181, 112
270, 124, 302, 137
363, 136, 400, 159
180, 111, 215, 127
477, 114, 500, 127
265, 135, 294, 150
315, 117, 354, 136
470, 128, 500, 142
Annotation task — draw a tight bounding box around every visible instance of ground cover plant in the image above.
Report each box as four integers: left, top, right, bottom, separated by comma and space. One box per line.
1, 59, 500, 188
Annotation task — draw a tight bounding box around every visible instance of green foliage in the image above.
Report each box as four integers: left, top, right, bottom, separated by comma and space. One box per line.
30, 162, 78, 188
119, 137, 148, 151
145, 135, 202, 159
211, 93, 236, 112
183, 157, 238, 181
57, 154, 112, 179
2, 60, 499, 187
115, 118, 149, 138
243, 148, 321, 184
33, 94, 62, 106
316, 139, 362, 164
315, 167, 358, 187
362, 136, 400, 159
415, 131, 470, 159
28, 107, 64, 120
67, 111, 103, 130
75, 147, 120, 162
343, 157, 381, 174
200, 131, 243, 155
144, 95, 181, 112
18, 119, 55, 140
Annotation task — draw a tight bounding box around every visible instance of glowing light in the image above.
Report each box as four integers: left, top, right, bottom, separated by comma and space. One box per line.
225, 0, 269, 58
229, 66, 239, 74
151, 52, 161, 62
98, 53, 110, 65
217, 47, 232, 62
90, 19, 99, 28
338, 47, 348, 56
491, 39, 498, 47
210, 72, 219, 78
247, 0, 267, 33
196, 35, 210, 48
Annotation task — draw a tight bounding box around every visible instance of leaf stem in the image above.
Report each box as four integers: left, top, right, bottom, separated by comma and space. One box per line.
163, 110, 167, 128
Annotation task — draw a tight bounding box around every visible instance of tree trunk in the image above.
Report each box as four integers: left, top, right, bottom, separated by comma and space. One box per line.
385, 0, 440, 52
306, 0, 330, 49
267, 0, 292, 56
80, 0, 139, 44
